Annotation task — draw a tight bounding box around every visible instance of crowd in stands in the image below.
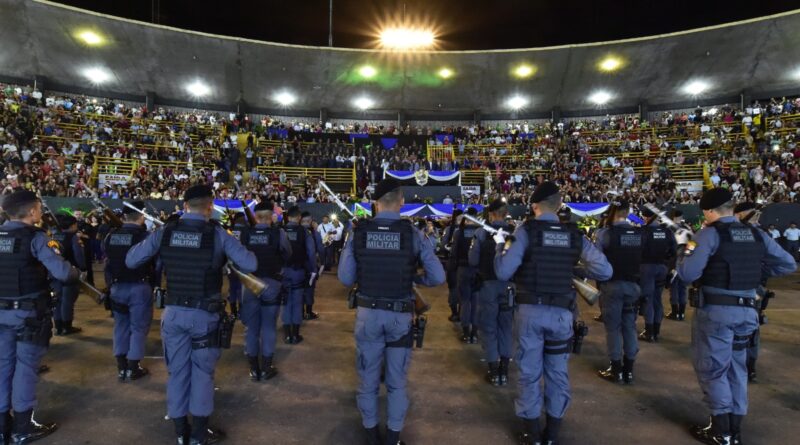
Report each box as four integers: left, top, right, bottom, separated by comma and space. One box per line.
1, 82, 799, 208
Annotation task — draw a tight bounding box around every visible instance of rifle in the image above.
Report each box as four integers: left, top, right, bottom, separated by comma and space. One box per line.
86, 188, 123, 228
123, 202, 164, 226
412, 284, 431, 315
318, 180, 355, 218
241, 200, 256, 227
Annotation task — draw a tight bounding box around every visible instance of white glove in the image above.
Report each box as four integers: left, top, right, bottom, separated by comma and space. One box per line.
674, 228, 692, 245
308, 273, 317, 287
493, 231, 507, 245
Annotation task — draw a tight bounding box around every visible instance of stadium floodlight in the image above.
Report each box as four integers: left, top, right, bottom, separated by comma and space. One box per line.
354, 96, 374, 110
82, 67, 111, 84
379, 27, 435, 50
507, 95, 529, 110
186, 80, 210, 97
589, 91, 612, 105
684, 80, 709, 96
598, 56, 623, 72
513, 64, 535, 78
274, 91, 296, 106
706, 107, 719, 116
438, 68, 454, 79
76, 30, 104, 46
359, 65, 378, 78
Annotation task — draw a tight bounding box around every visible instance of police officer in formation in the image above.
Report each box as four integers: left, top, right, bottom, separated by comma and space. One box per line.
126, 185, 257, 445
51, 214, 86, 335
468, 199, 513, 386
450, 207, 480, 343
594, 200, 643, 384
677, 188, 795, 445
441, 208, 463, 322
493, 182, 612, 445
102, 201, 155, 381
0, 190, 81, 443
637, 207, 677, 343
281, 207, 317, 344
239, 201, 291, 381
338, 178, 445, 445
301, 211, 323, 320
667, 209, 691, 321
226, 213, 249, 319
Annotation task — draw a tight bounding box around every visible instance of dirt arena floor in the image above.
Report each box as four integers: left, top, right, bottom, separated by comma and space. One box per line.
35, 268, 800, 444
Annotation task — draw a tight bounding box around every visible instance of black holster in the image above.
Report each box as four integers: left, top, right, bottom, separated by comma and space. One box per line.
501, 284, 516, 311
191, 313, 235, 350
413, 316, 427, 349
572, 320, 588, 354
17, 317, 53, 347
689, 287, 702, 308
347, 288, 357, 310
154, 287, 166, 309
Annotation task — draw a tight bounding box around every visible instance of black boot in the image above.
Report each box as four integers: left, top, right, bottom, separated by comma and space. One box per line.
283, 325, 292, 344
189, 416, 225, 445
652, 323, 661, 343
691, 415, 732, 445
11, 409, 57, 444
292, 325, 304, 344
0, 410, 11, 445
126, 360, 149, 381
667, 304, 680, 320
247, 355, 261, 381
115, 355, 128, 381
365, 425, 382, 445
304, 305, 319, 320
598, 360, 623, 383
173, 416, 190, 445
639, 324, 654, 342
448, 304, 460, 322
469, 326, 478, 344
62, 320, 81, 335
729, 414, 743, 445
679, 304, 687, 321
543, 414, 562, 444
485, 362, 500, 386
622, 356, 635, 384
518, 417, 541, 445
746, 358, 757, 383
229, 301, 238, 320
53, 320, 64, 336
385, 428, 404, 445
499, 357, 510, 386
460, 326, 471, 343
260, 355, 278, 381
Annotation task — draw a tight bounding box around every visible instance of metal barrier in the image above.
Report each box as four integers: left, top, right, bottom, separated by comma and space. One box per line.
255, 165, 356, 194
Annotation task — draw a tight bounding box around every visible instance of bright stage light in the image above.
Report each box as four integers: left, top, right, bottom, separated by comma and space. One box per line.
513, 64, 535, 78
589, 91, 612, 105
82, 67, 110, 84
359, 65, 377, 78
684, 80, 709, 96
354, 96, 374, 110
186, 80, 210, 97
274, 91, 296, 106
379, 27, 435, 50
507, 95, 529, 110
76, 30, 104, 46
598, 56, 623, 72
438, 68, 454, 79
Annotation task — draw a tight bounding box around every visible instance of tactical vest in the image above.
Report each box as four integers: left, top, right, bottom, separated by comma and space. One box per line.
0, 226, 49, 298
456, 225, 478, 267
604, 225, 644, 282
230, 223, 247, 242
51, 230, 78, 267
642, 224, 671, 264
284, 224, 308, 269
353, 219, 417, 299
159, 219, 221, 299
241, 226, 284, 279
478, 223, 509, 281
514, 220, 582, 299
701, 222, 766, 290
105, 225, 151, 282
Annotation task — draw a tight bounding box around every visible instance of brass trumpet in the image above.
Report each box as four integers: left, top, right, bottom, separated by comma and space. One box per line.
573, 278, 601, 306
226, 263, 268, 296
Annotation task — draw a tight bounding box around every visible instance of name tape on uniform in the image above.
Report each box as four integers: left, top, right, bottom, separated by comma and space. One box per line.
730, 228, 756, 243
0, 237, 15, 253
543, 231, 571, 248
108, 233, 133, 246
620, 233, 642, 247
366, 232, 401, 250
169, 231, 202, 248
249, 234, 270, 245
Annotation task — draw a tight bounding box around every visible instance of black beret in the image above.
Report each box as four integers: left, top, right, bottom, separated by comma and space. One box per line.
286, 206, 301, 218
557, 206, 572, 217
451, 208, 463, 217
122, 200, 145, 215
254, 201, 273, 212
733, 202, 756, 214
466, 206, 478, 216
373, 178, 401, 201
1, 190, 38, 214
531, 181, 560, 203
300, 211, 311, 219
641, 206, 655, 218
184, 184, 213, 201
669, 208, 683, 218
699, 188, 733, 210
486, 199, 507, 213
57, 214, 77, 229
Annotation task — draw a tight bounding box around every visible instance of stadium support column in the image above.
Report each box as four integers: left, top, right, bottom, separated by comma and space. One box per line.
639, 101, 649, 123
33, 75, 45, 92
473, 109, 481, 127
398, 110, 406, 129
741, 90, 751, 110
551, 106, 561, 123
145, 92, 155, 113
320, 108, 329, 126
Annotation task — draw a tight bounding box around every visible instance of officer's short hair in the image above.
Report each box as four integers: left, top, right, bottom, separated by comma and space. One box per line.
7, 201, 37, 219
286, 206, 302, 219
536, 193, 562, 212
123, 212, 142, 222
377, 189, 403, 207
712, 200, 735, 214
186, 196, 213, 211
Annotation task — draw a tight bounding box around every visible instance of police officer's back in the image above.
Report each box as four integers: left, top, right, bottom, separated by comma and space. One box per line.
338, 178, 445, 445
0, 190, 81, 443
51, 213, 86, 335
678, 188, 796, 445
637, 206, 677, 343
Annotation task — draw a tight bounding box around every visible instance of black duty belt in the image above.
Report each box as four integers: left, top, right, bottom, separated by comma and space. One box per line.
0, 298, 45, 311
164, 295, 224, 313
704, 293, 757, 309
356, 295, 414, 313
516, 294, 575, 310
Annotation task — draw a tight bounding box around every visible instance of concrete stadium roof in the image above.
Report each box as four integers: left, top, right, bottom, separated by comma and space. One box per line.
2, 0, 800, 119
